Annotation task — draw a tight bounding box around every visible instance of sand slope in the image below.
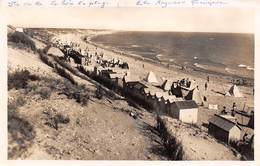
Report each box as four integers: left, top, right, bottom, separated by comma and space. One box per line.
8, 35, 165, 160
158, 116, 239, 160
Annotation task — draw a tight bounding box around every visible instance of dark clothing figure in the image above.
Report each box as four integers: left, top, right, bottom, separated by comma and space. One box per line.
221, 106, 227, 115
231, 102, 236, 117
205, 82, 208, 91
203, 96, 207, 102
232, 102, 237, 111
187, 81, 191, 88
207, 76, 210, 82
231, 110, 236, 117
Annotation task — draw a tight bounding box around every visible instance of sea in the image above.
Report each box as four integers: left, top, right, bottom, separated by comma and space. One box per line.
91, 31, 254, 79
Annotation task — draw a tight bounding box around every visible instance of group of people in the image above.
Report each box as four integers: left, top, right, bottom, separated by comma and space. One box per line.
179, 75, 210, 90
53, 38, 89, 54
96, 56, 129, 69
53, 38, 104, 65
221, 102, 237, 117
53, 38, 130, 70
178, 78, 193, 88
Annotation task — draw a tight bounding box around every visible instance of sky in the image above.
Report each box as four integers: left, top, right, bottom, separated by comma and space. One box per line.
4, 5, 255, 33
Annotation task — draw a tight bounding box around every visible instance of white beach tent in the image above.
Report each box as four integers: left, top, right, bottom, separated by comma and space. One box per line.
161, 79, 173, 91
227, 85, 243, 97
185, 87, 203, 105
145, 71, 158, 83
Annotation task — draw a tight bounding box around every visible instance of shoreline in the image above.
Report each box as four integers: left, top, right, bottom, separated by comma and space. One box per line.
87, 34, 254, 87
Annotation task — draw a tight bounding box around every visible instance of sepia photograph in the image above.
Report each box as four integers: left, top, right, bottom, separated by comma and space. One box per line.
6, 7, 255, 161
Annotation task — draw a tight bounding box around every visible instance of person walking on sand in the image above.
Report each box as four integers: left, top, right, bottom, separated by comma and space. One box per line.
205, 82, 208, 91
231, 102, 237, 117
207, 75, 210, 82
232, 102, 237, 110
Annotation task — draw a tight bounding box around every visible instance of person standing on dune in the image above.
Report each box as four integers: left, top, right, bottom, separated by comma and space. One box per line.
205, 82, 208, 91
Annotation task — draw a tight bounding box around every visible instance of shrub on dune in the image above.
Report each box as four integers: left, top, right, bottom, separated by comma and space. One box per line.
8, 31, 36, 51
8, 69, 39, 90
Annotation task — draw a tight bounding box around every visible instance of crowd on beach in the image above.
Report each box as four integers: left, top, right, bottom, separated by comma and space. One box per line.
52, 38, 255, 118
53, 39, 130, 69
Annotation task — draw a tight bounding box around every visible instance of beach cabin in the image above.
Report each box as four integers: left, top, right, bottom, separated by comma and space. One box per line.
124, 81, 147, 102
208, 114, 242, 144
168, 100, 198, 124
109, 73, 125, 89
142, 85, 170, 112
142, 88, 155, 109
67, 49, 87, 65
98, 69, 115, 87
154, 92, 165, 114
157, 94, 178, 115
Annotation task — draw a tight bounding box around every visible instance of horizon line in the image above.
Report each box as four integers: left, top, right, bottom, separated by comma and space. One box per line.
8, 25, 255, 35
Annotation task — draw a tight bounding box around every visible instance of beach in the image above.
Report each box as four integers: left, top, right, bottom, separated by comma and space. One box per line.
52, 29, 254, 108
7, 28, 254, 160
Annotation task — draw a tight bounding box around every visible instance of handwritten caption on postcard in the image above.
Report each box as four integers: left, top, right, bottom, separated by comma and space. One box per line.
135, 0, 228, 7
7, 0, 228, 7
7, 0, 119, 8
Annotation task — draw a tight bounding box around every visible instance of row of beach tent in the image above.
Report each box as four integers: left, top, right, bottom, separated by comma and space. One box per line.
144, 71, 243, 100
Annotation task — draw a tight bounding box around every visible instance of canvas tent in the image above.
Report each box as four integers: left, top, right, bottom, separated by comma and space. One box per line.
227, 85, 243, 97
145, 71, 158, 83
161, 79, 173, 91
185, 87, 203, 105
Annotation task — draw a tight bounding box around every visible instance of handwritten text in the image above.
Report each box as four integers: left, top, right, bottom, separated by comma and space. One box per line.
7, 0, 229, 7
